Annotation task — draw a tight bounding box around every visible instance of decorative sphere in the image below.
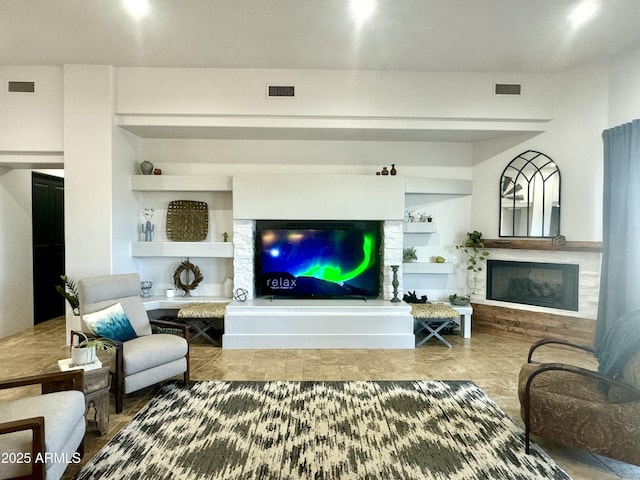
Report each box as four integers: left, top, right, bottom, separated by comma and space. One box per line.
233, 288, 249, 302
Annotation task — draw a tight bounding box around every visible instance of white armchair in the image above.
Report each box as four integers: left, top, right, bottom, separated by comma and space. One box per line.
78, 273, 190, 413
0, 370, 85, 480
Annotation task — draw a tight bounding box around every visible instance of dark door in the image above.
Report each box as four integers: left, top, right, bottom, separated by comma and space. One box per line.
32, 172, 65, 324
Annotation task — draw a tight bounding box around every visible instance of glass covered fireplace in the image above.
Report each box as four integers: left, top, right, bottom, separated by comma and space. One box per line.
486, 260, 579, 311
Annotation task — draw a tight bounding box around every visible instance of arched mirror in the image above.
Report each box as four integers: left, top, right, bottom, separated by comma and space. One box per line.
499, 150, 560, 237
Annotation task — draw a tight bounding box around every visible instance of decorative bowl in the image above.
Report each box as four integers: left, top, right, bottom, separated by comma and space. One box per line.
449, 295, 470, 306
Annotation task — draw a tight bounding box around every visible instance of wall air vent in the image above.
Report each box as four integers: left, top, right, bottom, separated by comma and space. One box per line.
8, 81, 36, 93
267, 85, 295, 98
494, 83, 522, 96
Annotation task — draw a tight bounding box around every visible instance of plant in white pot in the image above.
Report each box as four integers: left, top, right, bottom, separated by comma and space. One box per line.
70, 333, 116, 366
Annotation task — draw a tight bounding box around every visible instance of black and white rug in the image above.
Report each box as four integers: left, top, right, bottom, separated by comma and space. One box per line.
77, 381, 570, 479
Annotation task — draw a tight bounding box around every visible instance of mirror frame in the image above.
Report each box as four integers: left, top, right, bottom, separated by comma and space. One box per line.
499, 150, 561, 238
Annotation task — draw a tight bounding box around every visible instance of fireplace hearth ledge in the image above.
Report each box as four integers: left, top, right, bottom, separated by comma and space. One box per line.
223, 298, 415, 349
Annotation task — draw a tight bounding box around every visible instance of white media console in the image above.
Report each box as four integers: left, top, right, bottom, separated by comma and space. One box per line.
142, 297, 472, 349
223, 298, 414, 349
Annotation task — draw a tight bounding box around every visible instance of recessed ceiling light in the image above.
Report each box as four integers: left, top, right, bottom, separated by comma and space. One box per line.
568, 0, 599, 28
123, 0, 150, 20
350, 0, 376, 24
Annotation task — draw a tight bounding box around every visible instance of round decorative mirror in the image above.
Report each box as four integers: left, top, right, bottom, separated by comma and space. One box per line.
499, 150, 560, 237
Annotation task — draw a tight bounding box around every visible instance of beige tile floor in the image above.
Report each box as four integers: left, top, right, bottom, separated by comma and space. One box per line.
1, 316, 639, 480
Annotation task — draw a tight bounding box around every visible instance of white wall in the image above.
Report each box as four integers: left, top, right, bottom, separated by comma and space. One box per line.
63, 65, 115, 333
111, 126, 141, 275
113, 67, 502, 304
138, 139, 473, 172
0, 168, 64, 337
4, 58, 640, 337
471, 62, 609, 242
608, 46, 640, 127
116, 68, 554, 121
0, 169, 33, 337
467, 62, 611, 317
0, 66, 63, 153
0, 65, 65, 337
403, 194, 472, 300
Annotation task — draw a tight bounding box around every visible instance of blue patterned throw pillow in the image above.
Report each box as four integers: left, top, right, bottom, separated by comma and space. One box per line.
83, 303, 138, 342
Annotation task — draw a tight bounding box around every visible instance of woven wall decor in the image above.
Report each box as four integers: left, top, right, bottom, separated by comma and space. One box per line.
166, 200, 208, 242
173, 259, 203, 296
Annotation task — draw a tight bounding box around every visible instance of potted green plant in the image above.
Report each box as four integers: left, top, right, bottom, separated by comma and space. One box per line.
55, 275, 80, 316
403, 247, 418, 262
449, 293, 470, 306
70, 332, 116, 366
455, 230, 490, 295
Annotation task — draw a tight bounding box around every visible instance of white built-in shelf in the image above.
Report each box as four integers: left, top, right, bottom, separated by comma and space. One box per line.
131, 241, 234, 258
131, 175, 232, 192
117, 114, 548, 143
404, 177, 472, 195
131, 174, 473, 197
403, 262, 454, 274
403, 222, 436, 233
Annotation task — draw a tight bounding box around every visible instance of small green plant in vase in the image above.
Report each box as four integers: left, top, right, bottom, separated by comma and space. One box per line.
403, 247, 418, 262
456, 230, 490, 295
70, 332, 116, 366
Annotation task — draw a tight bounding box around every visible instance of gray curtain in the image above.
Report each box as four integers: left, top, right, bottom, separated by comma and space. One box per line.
596, 119, 640, 350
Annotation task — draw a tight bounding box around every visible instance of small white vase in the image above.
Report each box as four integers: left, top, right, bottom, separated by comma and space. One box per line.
71, 345, 96, 366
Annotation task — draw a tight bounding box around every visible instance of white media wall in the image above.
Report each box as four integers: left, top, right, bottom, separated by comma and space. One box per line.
2, 47, 640, 337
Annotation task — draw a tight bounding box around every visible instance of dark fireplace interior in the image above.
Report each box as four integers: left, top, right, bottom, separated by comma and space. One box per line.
486, 260, 579, 311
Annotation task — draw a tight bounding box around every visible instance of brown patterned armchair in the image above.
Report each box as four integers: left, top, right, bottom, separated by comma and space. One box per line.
518, 338, 640, 466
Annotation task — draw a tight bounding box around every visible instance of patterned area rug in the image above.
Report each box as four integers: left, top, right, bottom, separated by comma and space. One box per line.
77, 381, 570, 480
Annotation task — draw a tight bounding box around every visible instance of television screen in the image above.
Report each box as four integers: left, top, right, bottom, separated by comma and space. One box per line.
255, 221, 381, 298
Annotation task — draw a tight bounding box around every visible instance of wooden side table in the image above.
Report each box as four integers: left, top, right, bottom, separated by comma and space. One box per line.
83, 367, 111, 436
44, 363, 111, 436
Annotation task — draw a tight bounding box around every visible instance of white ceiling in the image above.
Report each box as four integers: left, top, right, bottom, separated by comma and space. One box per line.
2, 0, 640, 73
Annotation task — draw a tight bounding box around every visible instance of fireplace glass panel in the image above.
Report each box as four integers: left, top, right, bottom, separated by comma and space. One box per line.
487, 260, 578, 311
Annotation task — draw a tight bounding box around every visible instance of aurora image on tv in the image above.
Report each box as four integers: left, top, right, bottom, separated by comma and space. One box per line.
255, 222, 381, 298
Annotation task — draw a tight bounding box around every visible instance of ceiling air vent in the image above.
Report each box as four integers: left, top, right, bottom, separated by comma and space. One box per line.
8, 81, 36, 93
267, 85, 295, 98
494, 83, 522, 96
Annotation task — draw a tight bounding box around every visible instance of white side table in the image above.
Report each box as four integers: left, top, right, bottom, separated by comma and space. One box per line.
448, 303, 473, 338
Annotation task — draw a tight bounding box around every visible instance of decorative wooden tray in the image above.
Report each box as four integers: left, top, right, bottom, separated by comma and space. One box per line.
166, 200, 208, 241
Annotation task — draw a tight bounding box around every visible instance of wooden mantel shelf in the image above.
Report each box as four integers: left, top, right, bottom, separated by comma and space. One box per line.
483, 239, 602, 252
